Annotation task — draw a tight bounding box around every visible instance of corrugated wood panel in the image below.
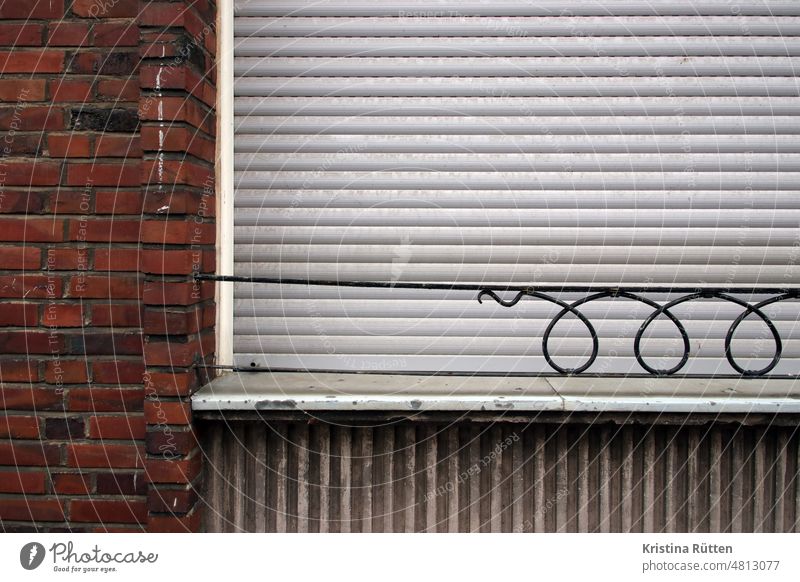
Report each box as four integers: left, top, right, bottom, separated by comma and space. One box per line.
200, 419, 800, 532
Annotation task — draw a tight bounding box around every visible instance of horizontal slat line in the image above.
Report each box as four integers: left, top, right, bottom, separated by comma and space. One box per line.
233, 207, 800, 227
233, 319, 800, 341
234, 17, 800, 37
235, 353, 800, 374
234, 298, 800, 316
234, 226, 800, 246
233, 1, 800, 17
233, 245, 800, 264
234, 190, 800, 209
235, 172, 800, 190
234, 96, 800, 116
234, 116, 800, 135
232, 336, 800, 356
234, 56, 800, 78
235, 76, 800, 97
233, 134, 800, 154
233, 37, 800, 57
234, 152, 800, 172
231, 263, 800, 283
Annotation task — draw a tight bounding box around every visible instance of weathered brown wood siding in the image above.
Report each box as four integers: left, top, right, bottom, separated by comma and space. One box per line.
199, 417, 800, 532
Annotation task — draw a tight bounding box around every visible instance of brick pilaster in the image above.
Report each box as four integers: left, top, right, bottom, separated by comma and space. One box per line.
138, 0, 217, 532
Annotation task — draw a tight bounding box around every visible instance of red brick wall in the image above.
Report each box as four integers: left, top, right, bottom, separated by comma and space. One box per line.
0, 0, 216, 532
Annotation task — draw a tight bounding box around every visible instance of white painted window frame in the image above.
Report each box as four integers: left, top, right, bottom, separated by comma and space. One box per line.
216, 0, 235, 367
206, 1, 800, 413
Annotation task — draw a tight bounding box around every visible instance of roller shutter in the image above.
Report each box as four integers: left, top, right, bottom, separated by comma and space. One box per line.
232, 0, 800, 374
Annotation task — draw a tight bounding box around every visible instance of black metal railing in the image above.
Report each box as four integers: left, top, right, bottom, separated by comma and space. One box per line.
196, 274, 800, 379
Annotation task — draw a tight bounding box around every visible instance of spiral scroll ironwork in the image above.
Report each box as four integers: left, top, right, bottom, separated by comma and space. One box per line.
477, 288, 800, 377
195, 274, 800, 378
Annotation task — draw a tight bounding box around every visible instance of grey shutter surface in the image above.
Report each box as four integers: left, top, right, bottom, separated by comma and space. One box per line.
232, 0, 800, 374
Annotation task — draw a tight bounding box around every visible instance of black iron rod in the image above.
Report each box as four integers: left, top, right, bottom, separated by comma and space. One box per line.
194, 274, 798, 295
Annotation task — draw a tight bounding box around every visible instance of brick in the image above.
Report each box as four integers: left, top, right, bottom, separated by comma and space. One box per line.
48, 22, 90, 47
44, 417, 85, 439
139, 2, 187, 27
71, 107, 138, 132
93, 22, 138, 47
95, 134, 140, 157
67, 219, 140, 242
145, 371, 195, 397
45, 359, 89, 384
0, 106, 63, 131
0, 219, 64, 242
139, 97, 214, 135
0, 498, 65, 522
0, 50, 64, 73
67, 443, 144, 469
0, 415, 40, 439
141, 189, 214, 216
0, 1, 64, 19
95, 190, 144, 214
96, 472, 147, 495
42, 303, 85, 327
0, 275, 62, 299
147, 510, 201, 532
141, 221, 214, 245
141, 249, 203, 275
148, 486, 197, 513
45, 248, 89, 271
141, 125, 215, 162
66, 163, 139, 187
68, 387, 144, 412
145, 400, 191, 425
66, 332, 143, 356
0, 330, 65, 354
1, 133, 43, 156
49, 134, 91, 158
0, 303, 39, 326
0, 79, 46, 102
70, 51, 137, 76
146, 428, 197, 456
73, 0, 139, 18
0, 359, 39, 383
94, 248, 139, 271
92, 360, 144, 384
0, 387, 63, 411
53, 473, 92, 495
3, 161, 61, 186
0, 24, 44, 47
67, 275, 141, 299
71, 499, 147, 524
0, 470, 46, 494
0, 247, 41, 270
90, 303, 142, 326
143, 280, 211, 306
0, 192, 44, 213
45, 191, 92, 214
144, 306, 204, 335
145, 453, 201, 484
142, 159, 213, 189
97, 79, 138, 101
49, 79, 93, 102
0, 442, 61, 466
144, 332, 213, 367
88, 415, 146, 439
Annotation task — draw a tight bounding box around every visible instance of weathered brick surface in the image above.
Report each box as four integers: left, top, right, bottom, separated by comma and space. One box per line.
1, 1, 216, 532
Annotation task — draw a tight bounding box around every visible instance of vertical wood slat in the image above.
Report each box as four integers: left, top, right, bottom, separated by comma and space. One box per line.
201, 420, 799, 533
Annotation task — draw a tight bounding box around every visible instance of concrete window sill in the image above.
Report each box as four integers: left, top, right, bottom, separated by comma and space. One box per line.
192, 372, 800, 414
